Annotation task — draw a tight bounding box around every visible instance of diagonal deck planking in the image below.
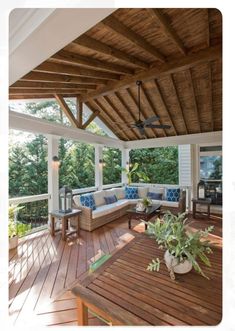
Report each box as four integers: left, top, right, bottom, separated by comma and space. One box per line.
9, 213, 222, 327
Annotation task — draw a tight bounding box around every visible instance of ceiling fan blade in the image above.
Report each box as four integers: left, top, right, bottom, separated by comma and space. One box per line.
145, 124, 171, 129
143, 116, 160, 125
138, 127, 146, 137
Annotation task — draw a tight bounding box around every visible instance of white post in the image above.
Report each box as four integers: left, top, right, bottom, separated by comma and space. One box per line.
95, 145, 103, 191
48, 135, 59, 212
121, 148, 130, 186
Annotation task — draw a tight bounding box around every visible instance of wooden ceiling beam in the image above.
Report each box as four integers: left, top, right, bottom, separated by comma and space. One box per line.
34, 62, 121, 81
51, 50, 134, 75
102, 16, 165, 63
9, 88, 87, 95
9, 94, 78, 100
126, 88, 157, 138
185, 69, 201, 133
93, 99, 132, 140
153, 79, 178, 135
80, 46, 221, 102
169, 75, 189, 134
146, 9, 186, 56
10, 81, 97, 90
54, 94, 80, 128
140, 85, 167, 137
74, 35, 149, 69
21, 72, 109, 85
77, 98, 83, 128
82, 109, 100, 129
102, 95, 135, 141
206, 9, 210, 48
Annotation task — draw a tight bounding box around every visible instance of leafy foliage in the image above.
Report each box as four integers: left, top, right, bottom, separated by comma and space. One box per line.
130, 147, 178, 184
9, 205, 31, 238
146, 212, 214, 278
119, 162, 150, 185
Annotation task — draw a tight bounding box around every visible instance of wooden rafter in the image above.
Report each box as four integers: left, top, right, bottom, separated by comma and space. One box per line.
169, 74, 189, 134
9, 94, 78, 100
80, 46, 221, 102
102, 16, 165, 63
77, 98, 83, 128
208, 62, 214, 131
10, 88, 87, 95
206, 9, 210, 48
147, 9, 186, 56
54, 94, 79, 128
185, 69, 201, 133
10, 81, 97, 90
74, 35, 149, 69
126, 88, 156, 139
93, 99, 131, 140
102, 96, 135, 140
51, 50, 134, 75
21, 72, 108, 85
35, 62, 121, 81
153, 79, 178, 135
140, 84, 167, 137
82, 110, 100, 129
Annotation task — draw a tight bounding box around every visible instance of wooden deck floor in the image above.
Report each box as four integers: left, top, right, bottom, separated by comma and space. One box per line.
9, 213, 222, 327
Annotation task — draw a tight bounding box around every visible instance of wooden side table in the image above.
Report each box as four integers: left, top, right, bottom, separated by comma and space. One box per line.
192, 198, 212, 219
50, 209, 82, 241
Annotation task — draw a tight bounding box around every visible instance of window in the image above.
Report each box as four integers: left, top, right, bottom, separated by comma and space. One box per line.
102, 147, 121, 185
59, 138, 95, 189
130, 147, 178, 184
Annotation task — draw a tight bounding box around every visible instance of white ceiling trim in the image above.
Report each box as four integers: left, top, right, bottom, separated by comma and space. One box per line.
9, 8, 116, 85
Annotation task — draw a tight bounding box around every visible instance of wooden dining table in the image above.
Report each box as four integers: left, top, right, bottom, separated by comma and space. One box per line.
72, 234, 222, 326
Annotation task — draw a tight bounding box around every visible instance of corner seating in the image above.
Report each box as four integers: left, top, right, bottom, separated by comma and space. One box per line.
73, 186, 186, 232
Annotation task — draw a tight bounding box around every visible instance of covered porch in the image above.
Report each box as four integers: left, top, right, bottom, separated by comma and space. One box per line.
9, 7, 222, 327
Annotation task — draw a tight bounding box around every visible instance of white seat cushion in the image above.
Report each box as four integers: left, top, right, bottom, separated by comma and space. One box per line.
92, 199, 129, 219
93, 190, 105, 207
160, 200, 178, 208
138, 187, 148, 199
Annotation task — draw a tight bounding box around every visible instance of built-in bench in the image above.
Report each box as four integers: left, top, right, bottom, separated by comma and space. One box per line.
73, 185, 186, 232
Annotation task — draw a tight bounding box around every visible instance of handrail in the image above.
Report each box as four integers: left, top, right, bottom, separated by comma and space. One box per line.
9, 193, 50, 205
72, 186, 97, 195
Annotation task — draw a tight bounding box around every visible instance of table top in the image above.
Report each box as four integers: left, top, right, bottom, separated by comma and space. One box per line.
192, 198, 212, 204
50, 209, 82, 217
126, 204, 161, 216
72, 234, 221, 326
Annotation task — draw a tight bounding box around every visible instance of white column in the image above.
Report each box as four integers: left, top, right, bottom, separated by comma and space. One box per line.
121, 148, 130, 185
178, 145, 192, 210
95, 145, 103, 191
48, 135, 59, 212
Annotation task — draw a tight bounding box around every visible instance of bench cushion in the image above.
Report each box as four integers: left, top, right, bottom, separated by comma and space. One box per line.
92, 199, 129, 219
93, 190, 105, 207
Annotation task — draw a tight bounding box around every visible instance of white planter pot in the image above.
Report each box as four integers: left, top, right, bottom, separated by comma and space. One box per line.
164, 250, 192, 274
9, 236, 18, 250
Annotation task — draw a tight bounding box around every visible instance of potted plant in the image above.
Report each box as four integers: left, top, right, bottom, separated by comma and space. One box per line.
9, 204, 31, 250
146, 212, 214, 280
142, 197, 152, 208
119, 162, 149, 185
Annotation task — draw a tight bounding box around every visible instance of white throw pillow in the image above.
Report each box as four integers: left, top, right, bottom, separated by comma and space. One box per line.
104, 188, 117, 197
73, 195, 81, 207
115, 187, 125, 200
138, 187, 149, 199
93, 190, 105, 206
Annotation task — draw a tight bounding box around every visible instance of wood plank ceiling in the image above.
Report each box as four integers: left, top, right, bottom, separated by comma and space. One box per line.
9, 8, 222, 141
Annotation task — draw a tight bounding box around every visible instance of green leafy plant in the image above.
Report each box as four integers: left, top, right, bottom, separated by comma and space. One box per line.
9, 204, 31, 239
119, 162, 150, 185
146, 212, 214, 278
142, 197, 152, 207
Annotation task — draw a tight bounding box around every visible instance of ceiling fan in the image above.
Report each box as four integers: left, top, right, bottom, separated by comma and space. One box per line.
117, 80, 171, 137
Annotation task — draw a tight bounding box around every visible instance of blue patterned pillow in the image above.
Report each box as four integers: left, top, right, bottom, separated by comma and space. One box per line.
125, 186, 139, 199
104, 195, 117, 205
80, 194, 96, 210
166, 188, 180, 202
147, 192, 163, 200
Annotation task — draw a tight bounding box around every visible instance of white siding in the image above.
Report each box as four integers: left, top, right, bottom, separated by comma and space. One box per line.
178, 145, 192, 187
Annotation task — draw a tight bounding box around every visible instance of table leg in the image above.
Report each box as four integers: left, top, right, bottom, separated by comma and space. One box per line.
77, 298, 88, 326
193, 202, 196, 218
76, 216, 80, 236
62, 217, 67, 241
50, 216, 55, 236
145, 219, 148, 231
208, 204, 210, 219
128, 216, 132, 229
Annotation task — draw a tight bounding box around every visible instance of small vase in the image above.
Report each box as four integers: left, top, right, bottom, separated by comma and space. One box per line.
9, 235, 18, 250
164, 250, 192, 274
